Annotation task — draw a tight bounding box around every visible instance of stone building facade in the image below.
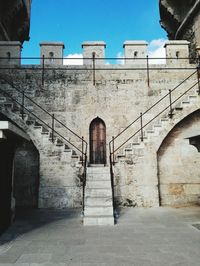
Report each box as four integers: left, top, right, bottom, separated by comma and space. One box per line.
1, 1, 200, 227
0, 39, 200, 225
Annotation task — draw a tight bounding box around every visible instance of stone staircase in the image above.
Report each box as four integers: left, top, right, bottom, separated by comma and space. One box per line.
0, 92, 84, 209
0, 100, 80, 158
115, 89, 200, 162
84, 165, 114, 226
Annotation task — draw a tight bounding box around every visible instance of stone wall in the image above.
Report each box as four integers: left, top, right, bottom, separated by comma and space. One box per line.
158, 110, 200, 206
0, 40, 200, 208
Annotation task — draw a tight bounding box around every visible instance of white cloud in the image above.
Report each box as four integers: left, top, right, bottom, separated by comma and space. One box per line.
117, 52, 124, 65
63, 53, 83, 65
148, 38, 167, 64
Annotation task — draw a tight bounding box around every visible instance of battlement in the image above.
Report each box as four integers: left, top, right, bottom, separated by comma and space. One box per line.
0, 40, 194, 66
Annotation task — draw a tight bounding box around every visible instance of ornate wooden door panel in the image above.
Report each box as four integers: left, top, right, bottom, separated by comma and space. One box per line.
90, 118, 106, 164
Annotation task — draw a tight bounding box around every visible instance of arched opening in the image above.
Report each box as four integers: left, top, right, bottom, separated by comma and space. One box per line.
89, 117, 106, 164
157, 110, 200, 207
0, 113, 40, 234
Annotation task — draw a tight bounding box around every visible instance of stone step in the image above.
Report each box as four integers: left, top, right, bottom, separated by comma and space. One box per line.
87, 173, 111, 181
85, 196, 112, 206
26, 120, 35, 126
4, 103, 13, 109
86, 180, 111, 189
154, 124, 162, 129
182, 100, 190, 105
85, 188, 112, 197
160, 117, 169, 122
0, 97, 6, 103
189, 95, 197, 100
87, 167, 110, 175
175, 106, 183, 111
146, 129, 155, 134
83, 215, 114, 226
84, 206, 113, 216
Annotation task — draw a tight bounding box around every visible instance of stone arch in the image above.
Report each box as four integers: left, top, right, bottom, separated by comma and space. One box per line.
0, 112, 40, 207
155, 105, 200, 152
157, 109, 200, 206
89, 117, 106, 164
0, 112, 40, 233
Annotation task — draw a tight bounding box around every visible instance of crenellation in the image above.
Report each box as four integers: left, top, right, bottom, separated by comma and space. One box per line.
0, 41, 22, 65
123, 40, 148, 65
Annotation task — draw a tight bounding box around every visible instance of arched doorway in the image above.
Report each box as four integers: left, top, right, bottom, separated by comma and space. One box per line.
90, 117, 106, 164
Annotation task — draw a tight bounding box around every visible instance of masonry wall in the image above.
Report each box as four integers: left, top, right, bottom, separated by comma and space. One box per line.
158, 110, 200, 206
0, 58, 199, 208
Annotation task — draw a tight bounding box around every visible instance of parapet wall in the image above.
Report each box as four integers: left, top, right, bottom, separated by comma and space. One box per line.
0, 40, 194, 66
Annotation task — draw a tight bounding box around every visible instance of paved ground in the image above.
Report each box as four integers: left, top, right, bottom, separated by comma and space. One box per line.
0, 207, 200, 266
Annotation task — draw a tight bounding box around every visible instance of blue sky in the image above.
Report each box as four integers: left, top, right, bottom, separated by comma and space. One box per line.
22, 0, 167, 61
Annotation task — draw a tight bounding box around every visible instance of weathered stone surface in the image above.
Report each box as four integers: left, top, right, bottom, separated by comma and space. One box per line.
0, 40, 199, 210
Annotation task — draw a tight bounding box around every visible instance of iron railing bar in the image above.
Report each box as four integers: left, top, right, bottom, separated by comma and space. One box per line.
109, 70, 197, 145
0, 56, 198, 60
53, 116, 87, 143
0, 67, 198, 71
0, 88, 84, 155
112, 81, 198, 154
0, 75, 86, 143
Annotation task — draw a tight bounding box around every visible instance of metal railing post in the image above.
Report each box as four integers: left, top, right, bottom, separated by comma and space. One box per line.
51, 113, 55, 142
140, 112, 144, 141
112, 136, 115, 165
42, 55, 45, 86
168, 89, 173, 118
21, 91, 25, 120
147, 55, 150, 87
92, 52, 96, 86
82, 153, 87, 215
197, 68, 200, 94
82, 136, 84, 166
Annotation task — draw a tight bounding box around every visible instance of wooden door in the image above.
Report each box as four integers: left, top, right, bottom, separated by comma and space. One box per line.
90, 118, 106, 164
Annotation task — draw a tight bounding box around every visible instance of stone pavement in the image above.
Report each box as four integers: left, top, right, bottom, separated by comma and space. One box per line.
0, 207, 200, 266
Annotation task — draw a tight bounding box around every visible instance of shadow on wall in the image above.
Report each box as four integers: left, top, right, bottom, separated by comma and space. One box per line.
14, 140, 39, 209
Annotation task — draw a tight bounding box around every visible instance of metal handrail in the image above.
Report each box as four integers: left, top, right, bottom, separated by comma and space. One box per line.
109, 69, 198, 157
0, 56, 198, 60
0, 74, 86, 144
0, 75, 88, 214
108, 69, 199, 215
110, 70, 197, 144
